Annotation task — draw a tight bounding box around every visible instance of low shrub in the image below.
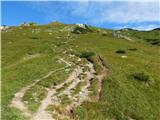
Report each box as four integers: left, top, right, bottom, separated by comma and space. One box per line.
132, 72, 150, 82
145, 38, 160, 46
116, 50, 126, 54
79, 51, 95, 59
151, 41, 160, 45
30, 37, 39, 39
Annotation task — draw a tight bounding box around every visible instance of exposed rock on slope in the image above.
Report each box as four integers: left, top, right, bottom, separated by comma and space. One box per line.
112, 30, 134, 42
71, 24, 92, 34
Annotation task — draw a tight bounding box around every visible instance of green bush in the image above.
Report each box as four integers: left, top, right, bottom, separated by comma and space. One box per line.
30, 37, 39, 39
133, 72, 150, 82
79, 51, 95, 59
145, 38, 160, 46
116, 50, 126, 54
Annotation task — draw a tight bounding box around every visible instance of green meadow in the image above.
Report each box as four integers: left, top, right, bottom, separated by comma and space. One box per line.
2, 22, 160, 120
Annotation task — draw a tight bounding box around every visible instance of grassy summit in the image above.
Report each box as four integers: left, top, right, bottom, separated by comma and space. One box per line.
1, 22, 160, 120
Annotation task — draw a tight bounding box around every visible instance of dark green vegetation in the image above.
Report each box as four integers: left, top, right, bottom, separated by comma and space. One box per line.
116, 49, 126, 54
119, 28, 160, 46
2, 22, 160, 120
145, 38, 160, 45
132, 72, 150, 82
79, 51, 95, 59
88, 78, 99, 100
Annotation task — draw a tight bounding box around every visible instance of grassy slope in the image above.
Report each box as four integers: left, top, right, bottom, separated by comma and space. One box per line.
1, 24, 73, 119
75, 32, 160, 120
2, 24, 160, 120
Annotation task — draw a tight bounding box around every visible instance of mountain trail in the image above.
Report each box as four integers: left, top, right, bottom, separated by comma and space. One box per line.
10, 56, 108, 120
32, 89, 56, 120
32, 66, 83, 120
10, 59, 71, 119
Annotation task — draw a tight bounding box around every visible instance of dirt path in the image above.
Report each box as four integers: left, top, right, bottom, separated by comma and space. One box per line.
10, 59, 71, 119
32, 66, 83, 120
10, 69, 65, 119
43, 62, 96, 119
68, 62, 96, 108
32, 89, 56, 120
10, 85, 33, 118
10, 57, 108, 120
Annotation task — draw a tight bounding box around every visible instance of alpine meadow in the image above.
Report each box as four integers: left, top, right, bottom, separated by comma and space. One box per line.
1, 1, 160, 120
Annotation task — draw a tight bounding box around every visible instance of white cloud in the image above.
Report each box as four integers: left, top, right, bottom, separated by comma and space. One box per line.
100, 2, 160, 23
71, 1, 160, 29
28, 1, 160, 24
64, 1, 160, 24
26, 1, 160, 29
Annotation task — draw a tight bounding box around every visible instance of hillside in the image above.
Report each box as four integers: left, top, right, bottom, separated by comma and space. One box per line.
2, 22, 160, 120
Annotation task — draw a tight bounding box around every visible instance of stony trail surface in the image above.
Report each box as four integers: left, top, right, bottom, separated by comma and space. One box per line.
32, 66, 83, 120
10, 57, 107, 120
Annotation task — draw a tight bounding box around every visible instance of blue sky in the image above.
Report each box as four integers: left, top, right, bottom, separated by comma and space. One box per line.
1, 0, 160, 30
